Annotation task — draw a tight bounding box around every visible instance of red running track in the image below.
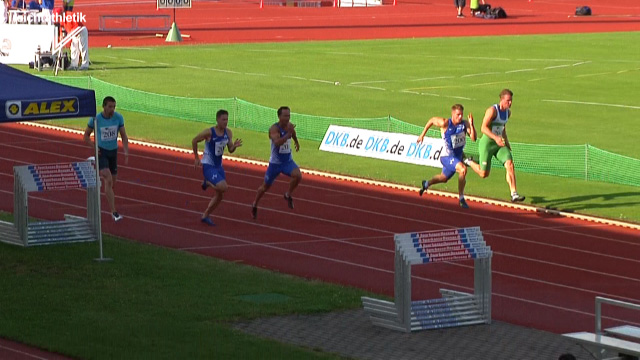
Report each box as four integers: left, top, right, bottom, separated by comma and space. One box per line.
0, 123, 639, 335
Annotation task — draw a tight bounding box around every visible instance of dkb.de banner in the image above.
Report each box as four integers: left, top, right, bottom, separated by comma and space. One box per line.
319, 125, 444, 168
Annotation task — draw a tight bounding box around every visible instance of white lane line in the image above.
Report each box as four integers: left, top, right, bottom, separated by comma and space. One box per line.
0, 344, 49, 360
1, 188, 638, 311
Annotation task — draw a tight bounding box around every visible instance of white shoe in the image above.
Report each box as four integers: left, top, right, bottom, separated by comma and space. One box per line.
112, 212, 124, 222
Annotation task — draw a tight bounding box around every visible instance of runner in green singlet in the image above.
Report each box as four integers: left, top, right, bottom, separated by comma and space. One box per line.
464, 89, 525, 202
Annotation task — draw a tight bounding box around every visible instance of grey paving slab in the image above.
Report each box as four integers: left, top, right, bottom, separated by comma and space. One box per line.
234, 309, 598, 359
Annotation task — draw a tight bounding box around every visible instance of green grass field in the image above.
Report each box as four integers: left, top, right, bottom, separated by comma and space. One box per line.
34, 32, 640, 222
0, 211, 372, 359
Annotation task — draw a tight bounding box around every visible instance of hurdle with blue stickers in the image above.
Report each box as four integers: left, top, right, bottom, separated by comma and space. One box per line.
0, 161, 100, 246
362, 226, 492, 332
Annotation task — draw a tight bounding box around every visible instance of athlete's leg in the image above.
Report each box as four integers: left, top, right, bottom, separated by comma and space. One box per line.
100, 168, 116, 213
456, 162, 467, 197
203, 180, 227, 218
287, 167, 302, 196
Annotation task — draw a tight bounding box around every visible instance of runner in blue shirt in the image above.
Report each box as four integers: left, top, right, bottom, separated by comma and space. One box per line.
192, 109, 242, 226
416, 104, 479, 208
83, 96, 129, 221
251, 106, 301, 219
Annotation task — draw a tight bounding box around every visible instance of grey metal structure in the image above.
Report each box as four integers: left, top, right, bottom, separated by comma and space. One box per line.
563, 297, 640, 359
0, 161, 99, 246
362, 226, 492, 332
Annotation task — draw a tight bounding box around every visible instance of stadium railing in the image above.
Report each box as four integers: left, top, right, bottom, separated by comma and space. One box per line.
43, 76, 640, 188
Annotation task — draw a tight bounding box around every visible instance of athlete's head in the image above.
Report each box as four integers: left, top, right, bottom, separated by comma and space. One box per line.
499, 89, 513, 110
277, 106, 290, 126
450, 104, 464, 124
216, 109, 229, 129
102, 96, 116, 118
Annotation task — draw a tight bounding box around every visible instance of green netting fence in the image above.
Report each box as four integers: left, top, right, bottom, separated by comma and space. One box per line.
44, 75, 640, 187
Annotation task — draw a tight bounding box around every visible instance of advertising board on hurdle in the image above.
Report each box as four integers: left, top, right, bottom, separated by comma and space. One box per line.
0, 161, 99, 247
362, 226, 492, 332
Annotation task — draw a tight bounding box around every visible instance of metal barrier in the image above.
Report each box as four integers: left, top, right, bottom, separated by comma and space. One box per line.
99, 15, 171, 32
0, 161, 99, 247
362, 226, 492, 332
563, 297, 640, 359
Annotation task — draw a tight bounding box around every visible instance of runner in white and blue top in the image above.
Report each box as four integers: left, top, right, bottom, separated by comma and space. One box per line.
416, 104, 478, 208
192, 109, 243, 226
251, 106, 301, 219
83, 96, 129, 222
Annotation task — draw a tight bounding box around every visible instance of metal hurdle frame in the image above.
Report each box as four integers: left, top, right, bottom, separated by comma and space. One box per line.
362, 226, 492, 332
0, 162, 100, 247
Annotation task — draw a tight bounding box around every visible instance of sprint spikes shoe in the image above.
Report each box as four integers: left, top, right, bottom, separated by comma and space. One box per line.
511, 193, 526, 203
201, 179, 208, 191
459, 198, 469, 209
419, 180, 429, 196
112, 212, 123, 222
251, 205, 258, 219
201, 217, 215, 226
284, 193, 294, 209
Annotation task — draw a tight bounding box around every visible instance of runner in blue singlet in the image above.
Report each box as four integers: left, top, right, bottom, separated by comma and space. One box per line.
251, 106, 301, 219
416, 104, 479, 208
83, 96, 129, 222
192, 109, 243, 226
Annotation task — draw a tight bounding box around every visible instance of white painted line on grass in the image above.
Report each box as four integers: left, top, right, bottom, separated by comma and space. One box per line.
204, 68, 241, 74
461, 72, 501, 78
542, 100, 640, 110
544, 64, 570, 70
347, 84, 386, 91
575, 72, 612, 78
350, 80, 390, 85
410, 76, 454, 82
309, 78, 335, 84
505, 68, 536, 74
122, 58, 145, 63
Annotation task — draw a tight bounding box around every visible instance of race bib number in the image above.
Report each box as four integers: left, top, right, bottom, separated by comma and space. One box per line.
100, 126, 118, 142
491, 125, 504, 137
450, 132, 466, 149
214, 140, 228, 156
279, 139, 292, 154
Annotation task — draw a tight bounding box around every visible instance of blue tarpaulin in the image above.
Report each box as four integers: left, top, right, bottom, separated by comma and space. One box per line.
0, 64, 96, 123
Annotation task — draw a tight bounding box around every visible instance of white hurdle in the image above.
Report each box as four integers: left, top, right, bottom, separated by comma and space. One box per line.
0, 161, 99, 246
362, 226, 492, 332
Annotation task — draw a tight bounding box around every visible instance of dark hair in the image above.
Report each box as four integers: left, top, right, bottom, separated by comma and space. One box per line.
558, 354, 576, 360
102, 96, 116, 106
277, 106, 290, 116
216, 109, 228, 120
451, 104, 464, 111
500, 89, 513, 98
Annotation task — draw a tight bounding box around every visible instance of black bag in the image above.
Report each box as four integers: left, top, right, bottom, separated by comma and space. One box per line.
575, 6, 591, 16
485, 6, 506, 19
478, 3, 491, 13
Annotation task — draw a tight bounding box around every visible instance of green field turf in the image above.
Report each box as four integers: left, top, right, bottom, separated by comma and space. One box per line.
32, 32, 640, 223
0, 212, 372, 359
